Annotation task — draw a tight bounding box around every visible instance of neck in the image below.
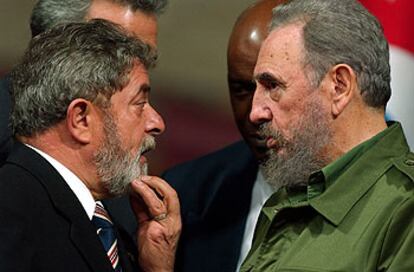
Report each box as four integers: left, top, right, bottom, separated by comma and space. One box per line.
325, 107, 387, 163
19, 128, 105, 200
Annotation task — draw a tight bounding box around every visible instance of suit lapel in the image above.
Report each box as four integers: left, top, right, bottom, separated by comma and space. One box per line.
7, 142, 114, 272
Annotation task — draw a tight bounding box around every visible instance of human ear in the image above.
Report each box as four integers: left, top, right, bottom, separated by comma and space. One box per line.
328, 64, 357, 117
66, 99, 94, 144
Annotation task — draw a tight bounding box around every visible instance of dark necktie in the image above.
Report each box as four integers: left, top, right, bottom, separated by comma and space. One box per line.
92, 201, 122, 272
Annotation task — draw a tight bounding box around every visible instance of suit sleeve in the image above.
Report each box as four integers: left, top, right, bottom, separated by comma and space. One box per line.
0, 169, 33, 271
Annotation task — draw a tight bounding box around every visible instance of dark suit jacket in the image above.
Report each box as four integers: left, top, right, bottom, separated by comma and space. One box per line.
0, 74, 138, 251
0, 142, 139, 272
0, 75, 12, 165
163, 141, 258, 272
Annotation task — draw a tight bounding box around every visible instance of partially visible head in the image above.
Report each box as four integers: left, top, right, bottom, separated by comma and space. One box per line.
30, 0, 168, 46
250, 0, 390, 188
227, 0, 286, 162
12, 19, 165, 197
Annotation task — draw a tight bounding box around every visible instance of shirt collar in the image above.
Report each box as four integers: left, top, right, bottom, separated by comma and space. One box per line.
261, 122, 410, 226
25, 144, 96, 220
309, 122, 410, 226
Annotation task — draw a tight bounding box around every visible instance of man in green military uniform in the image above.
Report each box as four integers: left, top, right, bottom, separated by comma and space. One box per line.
241, 0, 414, 271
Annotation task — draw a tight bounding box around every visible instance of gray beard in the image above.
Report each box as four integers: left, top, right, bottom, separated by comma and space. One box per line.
94, 112, 155, 197
259, 97, 332, 190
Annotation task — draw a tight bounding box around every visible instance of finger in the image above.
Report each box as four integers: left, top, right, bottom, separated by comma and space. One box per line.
130, 178, 166, 218
139, 176, 181, 218
129, 194, 151, 223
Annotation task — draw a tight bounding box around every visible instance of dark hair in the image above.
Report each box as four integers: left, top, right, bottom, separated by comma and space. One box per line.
30, 0, 168, 37
12, 19, 157, 136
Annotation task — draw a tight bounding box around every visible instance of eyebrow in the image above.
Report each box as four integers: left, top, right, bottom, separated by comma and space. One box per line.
255, 72, 274, 82
140, 83, 151, 94
254, 72, 286, 89
130, 83, 151, 102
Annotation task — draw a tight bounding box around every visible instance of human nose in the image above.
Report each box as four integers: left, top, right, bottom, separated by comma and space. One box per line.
146, 104, 165, 136
249, 86, 272, 125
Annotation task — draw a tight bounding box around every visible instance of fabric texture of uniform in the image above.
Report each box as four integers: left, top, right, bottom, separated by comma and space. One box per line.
241, 122, 414, 272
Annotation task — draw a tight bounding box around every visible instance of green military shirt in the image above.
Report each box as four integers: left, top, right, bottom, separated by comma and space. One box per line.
241, 123, 414, 272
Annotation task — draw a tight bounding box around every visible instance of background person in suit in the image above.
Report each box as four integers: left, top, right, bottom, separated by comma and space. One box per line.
0, 19, 180, 272
0, 0, 167, 166
163, 1, 285, 271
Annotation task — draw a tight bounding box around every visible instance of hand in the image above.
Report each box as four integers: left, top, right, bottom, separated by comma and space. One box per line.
130, 176, 181, 272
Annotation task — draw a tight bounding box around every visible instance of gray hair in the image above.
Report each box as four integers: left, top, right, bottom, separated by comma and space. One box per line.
271, 0, 391, 109
11, 19, 157, 137
30, 0, 168, 37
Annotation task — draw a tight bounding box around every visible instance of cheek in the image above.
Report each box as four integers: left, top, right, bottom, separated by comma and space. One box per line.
270, 104, 302, 137
126, 132, 146, 156
117, 119, 145, 146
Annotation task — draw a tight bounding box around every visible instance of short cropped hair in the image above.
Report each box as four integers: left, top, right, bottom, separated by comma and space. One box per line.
12, 19, 157, 137
271, 0, 390, 108
30, 0, 168, 37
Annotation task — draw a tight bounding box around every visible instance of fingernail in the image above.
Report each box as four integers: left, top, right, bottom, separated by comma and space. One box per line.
132, 180, 143, 187
140, 175, 151, 181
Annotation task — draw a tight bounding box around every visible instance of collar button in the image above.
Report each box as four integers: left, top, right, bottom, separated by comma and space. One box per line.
404, 159, 414, 166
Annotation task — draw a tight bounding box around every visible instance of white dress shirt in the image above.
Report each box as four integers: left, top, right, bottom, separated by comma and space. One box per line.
26, 144, 96, 220
236, 169, 275, 271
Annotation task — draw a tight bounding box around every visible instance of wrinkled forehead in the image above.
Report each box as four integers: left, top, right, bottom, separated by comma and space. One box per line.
255, 22, 305, 72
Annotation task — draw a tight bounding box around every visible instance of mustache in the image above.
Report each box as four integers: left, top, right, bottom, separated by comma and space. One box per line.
140, 136, 156, 155
258, 123, 289, 149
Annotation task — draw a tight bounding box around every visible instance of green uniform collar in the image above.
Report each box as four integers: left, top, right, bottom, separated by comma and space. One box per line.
310, 122, 410, 226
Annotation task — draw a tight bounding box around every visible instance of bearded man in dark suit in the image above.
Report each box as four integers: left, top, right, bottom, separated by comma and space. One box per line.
0, 19, 180, 272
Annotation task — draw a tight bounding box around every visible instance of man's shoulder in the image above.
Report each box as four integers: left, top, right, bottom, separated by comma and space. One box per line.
0, 142, 65, 198
368, 151, 414, 210
392, 151, 414, 185
0, 152, 49, 211
0, 143, 39, 185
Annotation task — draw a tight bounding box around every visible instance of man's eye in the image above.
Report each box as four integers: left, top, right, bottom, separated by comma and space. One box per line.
134, 101, 147, 107
230, 81, 256, 97
256, 73, 284, 92
263, 80, 279, 90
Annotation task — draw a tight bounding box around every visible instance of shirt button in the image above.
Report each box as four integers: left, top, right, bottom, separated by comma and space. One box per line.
404, 159, 414, 166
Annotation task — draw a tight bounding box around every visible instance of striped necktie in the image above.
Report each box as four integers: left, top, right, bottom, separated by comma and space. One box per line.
92, 201, 122, 272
